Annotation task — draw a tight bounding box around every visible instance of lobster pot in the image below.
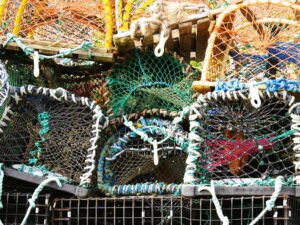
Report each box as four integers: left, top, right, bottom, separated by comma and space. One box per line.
98, 112, 188, 195
106, 50, 195, 116
185, 89, 297, 186
0, 0, 110, 47
51, 195, 300, 225
0, 85, 107, 187
200, 0, 300, 83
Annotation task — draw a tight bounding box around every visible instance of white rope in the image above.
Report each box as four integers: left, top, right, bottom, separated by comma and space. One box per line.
154, 21, 170, 57
20, 177, 62, 225
130, 0, 170, 57
0, 106, 13, 133
248, 176, 284, 225
123, 116, 172, 165
249, 83, 261, 108
33, 51, 40, 78
0, 61, 10, 108
197, 181, 229, 225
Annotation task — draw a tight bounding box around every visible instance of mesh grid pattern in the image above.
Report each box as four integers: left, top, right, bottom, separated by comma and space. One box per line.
188, 90, 295, 185
98, 115, 188, 194
51, 195, 300, 225
107, 50, 195, 116
0, 192, 51, 225
0, 96, 92, 183
0, 0, 108, 47
0, 86, 106, 185
202, 0, 300, 83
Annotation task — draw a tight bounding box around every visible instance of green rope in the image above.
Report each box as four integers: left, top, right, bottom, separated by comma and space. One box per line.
213, 176, 294, 187
270, 129, 295, 142
29, 112, 50, 167
3, 33, 93, 60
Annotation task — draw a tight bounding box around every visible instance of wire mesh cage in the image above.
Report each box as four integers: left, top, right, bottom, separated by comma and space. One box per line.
0, 85, 108, 190
97, 110, 189, 195
196, 0, 300, 89
184, 88, 299, 186
0, 192, 51, 225
0, 0, 113, 48
51, 195, 300, 225
106, 50, 196, 116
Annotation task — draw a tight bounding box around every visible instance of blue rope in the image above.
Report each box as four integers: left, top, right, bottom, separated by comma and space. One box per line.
215, 78, 300, 93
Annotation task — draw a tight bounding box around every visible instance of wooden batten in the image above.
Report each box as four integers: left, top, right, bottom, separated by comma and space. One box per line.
113, 8, 224, 58
0, 37, 115, 63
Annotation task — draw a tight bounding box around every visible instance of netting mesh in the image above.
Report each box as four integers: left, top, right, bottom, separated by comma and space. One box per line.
0, 86, 106, 186
115, 0, 153, 30
187, 90, 296, 185
0, 61, 9, 107
98, 113, 188, 194
202, 0, 300, 83
106, 50, 195, 116
0, 0, 109, 47
115, 0, 208, 31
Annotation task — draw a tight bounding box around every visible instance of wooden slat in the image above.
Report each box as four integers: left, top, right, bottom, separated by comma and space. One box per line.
165, 30, 174, 51
179, 22, 193, 62
0, 37, 115, 63
113, 8, 225, 54
196, 18, 210, 61
240, 6, 265, 37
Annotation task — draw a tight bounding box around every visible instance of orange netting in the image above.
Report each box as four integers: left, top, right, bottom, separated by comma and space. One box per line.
0, 0, 217, 50
200, 0, 300, 83
0, 0, 112, 47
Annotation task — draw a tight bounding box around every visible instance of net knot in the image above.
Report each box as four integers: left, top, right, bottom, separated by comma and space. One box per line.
81, 41, 93, 50
27, 198, 36, 208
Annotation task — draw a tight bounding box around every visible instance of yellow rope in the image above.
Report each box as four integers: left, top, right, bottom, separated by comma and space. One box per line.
121, 0, 134, 31
12, 0, 27, 36
116, 0, 123, 30
103, 0, 114, 48
0, 0, 9, 25
131, 0, 155, 21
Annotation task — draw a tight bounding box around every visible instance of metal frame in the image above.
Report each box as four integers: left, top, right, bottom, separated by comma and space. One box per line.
51, 194, 300, 225
0, 192, 51, 225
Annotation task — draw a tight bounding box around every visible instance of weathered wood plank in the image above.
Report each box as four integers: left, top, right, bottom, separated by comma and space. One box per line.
179, 22, 193, 62
113, 8, 225, 54
196, 19, 210, 61
0, 37, 115, 63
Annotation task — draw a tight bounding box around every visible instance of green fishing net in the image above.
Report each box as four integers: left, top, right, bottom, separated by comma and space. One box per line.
107, 50, 195, 116
0, 62, 36, 116
5, 63, 36, 86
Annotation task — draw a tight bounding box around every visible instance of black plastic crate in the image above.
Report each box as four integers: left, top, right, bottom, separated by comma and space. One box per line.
51, 195, 300, 225
0, 192, 51, 225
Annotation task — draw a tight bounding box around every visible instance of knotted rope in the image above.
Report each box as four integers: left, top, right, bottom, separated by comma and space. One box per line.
2, 33, 93, 77
249, 176, 283, 225
20, 177, 62, 225
198, 181, 229, 225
